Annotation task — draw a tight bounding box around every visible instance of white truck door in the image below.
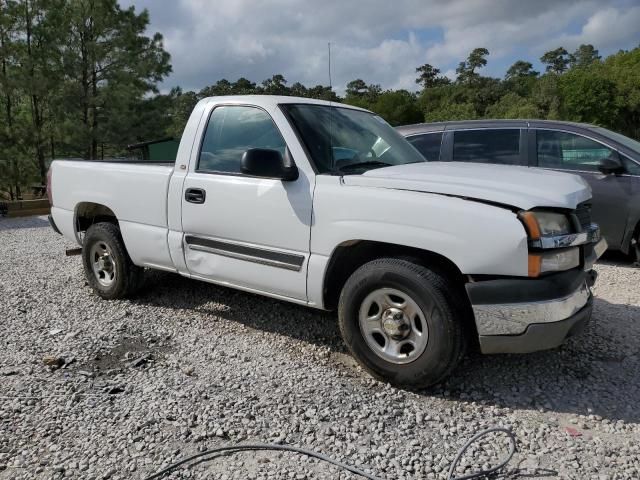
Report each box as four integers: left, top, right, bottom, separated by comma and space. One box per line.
180, 104, 313, 302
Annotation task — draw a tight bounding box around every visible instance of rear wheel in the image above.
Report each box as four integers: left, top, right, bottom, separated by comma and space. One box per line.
82, 222, 142, 299
338, 258, 466, 387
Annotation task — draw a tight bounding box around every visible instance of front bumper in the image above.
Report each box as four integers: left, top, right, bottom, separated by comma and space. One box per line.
467, 269, 598, 354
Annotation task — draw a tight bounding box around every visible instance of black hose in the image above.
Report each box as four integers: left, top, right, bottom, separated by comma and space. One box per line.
142, 427, 517, 480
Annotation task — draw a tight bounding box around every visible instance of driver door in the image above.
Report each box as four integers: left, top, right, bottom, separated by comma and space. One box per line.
180, 105, 313, 301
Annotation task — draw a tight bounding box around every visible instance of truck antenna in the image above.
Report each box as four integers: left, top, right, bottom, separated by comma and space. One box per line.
328, 42, 332, 91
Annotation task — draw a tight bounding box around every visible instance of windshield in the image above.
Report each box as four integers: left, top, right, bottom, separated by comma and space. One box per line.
281, 104, 425, 174
593, 127, 640, 153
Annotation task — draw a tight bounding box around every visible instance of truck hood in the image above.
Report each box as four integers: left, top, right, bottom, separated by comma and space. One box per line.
342, 162, 591, 210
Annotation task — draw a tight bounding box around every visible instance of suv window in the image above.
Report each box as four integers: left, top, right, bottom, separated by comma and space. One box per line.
198, 106, 286, 173
407, 133, 443, 161
536, 130, 616, 172
452, 129, 521, 165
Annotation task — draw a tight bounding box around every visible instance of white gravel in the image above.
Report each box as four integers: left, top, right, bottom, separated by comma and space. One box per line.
1, 216, 639, 480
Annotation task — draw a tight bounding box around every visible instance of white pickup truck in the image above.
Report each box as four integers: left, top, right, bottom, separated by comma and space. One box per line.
48, 95, 606, 386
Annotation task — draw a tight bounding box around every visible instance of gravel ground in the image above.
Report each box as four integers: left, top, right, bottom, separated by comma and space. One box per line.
1, 216, 640, 480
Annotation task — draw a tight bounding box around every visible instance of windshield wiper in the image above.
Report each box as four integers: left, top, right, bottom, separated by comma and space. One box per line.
336, 160, 392, 173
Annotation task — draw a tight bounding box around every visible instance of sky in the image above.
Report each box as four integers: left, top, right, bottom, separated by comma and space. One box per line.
121, 0, 640, 94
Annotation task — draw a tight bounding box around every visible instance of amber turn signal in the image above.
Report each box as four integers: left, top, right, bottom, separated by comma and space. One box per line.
528, 254, 542, 277
519, 211, 541, 240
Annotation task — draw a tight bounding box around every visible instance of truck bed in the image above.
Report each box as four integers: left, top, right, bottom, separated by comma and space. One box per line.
50, 159, 175, 270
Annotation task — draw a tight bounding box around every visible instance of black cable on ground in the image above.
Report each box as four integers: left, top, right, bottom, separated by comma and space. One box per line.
142, 427, 517, 480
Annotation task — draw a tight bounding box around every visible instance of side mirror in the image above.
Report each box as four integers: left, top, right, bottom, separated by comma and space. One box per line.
241, 148, 299, 181
598, 156, 625, 175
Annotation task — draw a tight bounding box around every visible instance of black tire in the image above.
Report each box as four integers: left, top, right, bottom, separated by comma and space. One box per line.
82, 222, 143, 299
338, 258, 467, 387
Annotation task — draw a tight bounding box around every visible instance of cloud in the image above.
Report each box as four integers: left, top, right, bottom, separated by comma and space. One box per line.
544, 5, 640, 52
121, 0, 638, 93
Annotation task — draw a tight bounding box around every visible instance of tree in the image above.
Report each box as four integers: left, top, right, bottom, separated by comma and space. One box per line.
261, 74, 288, 95
368, 90, 422, 126
486, 92, 541, 118
456, 48, 489, 83
558, 66, 617, 126
415, 63, 450, 89
232, 77, 256, 94
345, 78, 368, 97
569, 44, 601, 68
62, 0, 171, 159
16, 0, 68, 184
505, 60, 538, 80
540, 47, 569, 74
601, 46, 640, 139
0, 0, 32, 198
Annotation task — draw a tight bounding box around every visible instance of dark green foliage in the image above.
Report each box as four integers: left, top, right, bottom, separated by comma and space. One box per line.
541, 47, 570, 74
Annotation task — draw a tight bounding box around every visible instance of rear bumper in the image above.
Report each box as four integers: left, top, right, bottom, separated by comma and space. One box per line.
467, 269, 597, 354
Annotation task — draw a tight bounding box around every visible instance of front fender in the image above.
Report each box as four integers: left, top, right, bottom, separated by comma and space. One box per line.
311, 177, 529, 277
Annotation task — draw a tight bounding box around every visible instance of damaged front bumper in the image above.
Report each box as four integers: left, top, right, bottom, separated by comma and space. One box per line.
467, 262, 602, 354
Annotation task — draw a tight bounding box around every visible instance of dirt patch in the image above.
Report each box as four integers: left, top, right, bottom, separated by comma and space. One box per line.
77, 335, 172, 376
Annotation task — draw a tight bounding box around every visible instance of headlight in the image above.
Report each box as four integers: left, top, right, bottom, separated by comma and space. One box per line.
519, 210, 579, 277
528, 248, 580, 277
519, 211, 572, 239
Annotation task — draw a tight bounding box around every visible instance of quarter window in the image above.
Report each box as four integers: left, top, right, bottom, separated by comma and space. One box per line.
536, 130, 616, 172
198, 106, 286, 173
407, 133, 443, 161
452, 129, 521, 165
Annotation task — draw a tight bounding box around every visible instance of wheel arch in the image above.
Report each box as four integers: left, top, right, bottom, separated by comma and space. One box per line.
74, 202, 119, 241
322, 239, 467, 311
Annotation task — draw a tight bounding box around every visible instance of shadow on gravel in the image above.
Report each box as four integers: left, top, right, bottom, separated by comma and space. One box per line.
133, 270, 345, 352
0, 215, 49, 230
132, 270, 640, 425
597, 250, 639, 268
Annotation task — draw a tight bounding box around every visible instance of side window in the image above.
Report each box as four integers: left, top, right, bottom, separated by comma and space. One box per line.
536, 130, 616, 172
407, 133, 443, 161
621, 156, 640, 175
198, 106, 286, 173
452, 129, 521, 165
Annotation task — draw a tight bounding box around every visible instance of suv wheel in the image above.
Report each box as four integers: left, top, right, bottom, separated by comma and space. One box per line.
338, 258, 466, 387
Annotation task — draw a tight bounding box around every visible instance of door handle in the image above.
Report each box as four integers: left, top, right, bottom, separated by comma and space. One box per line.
185, 188, 206, 204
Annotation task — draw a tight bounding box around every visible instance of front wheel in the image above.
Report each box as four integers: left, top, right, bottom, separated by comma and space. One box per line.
338, 258, 466, 387
82, 222, 142, 299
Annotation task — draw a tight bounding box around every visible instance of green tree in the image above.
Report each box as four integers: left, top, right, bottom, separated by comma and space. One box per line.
569, 44, 600, 68
261, 74, 288, 95
540, 47, 569, 74
16, 0, 67, 183
601, 46, 640, 139
558, 66, 617, 126
232, 77, 257, 94
415, 63, 450, 89
62, 0, 171, 159
0, 0, 32, 197
486, 92, 541, 118
345, 78, 368, 97
367, 90, 422, 126
505, 60, 538, 80
456, 48, 489, 83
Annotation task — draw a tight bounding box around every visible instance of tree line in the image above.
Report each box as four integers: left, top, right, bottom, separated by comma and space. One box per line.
1, 0, 639, 200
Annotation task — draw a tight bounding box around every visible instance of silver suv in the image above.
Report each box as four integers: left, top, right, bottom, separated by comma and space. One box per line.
398, 120, 640, 259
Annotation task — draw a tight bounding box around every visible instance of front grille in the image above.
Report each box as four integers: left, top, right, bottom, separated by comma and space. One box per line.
574, 202, 592, 232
